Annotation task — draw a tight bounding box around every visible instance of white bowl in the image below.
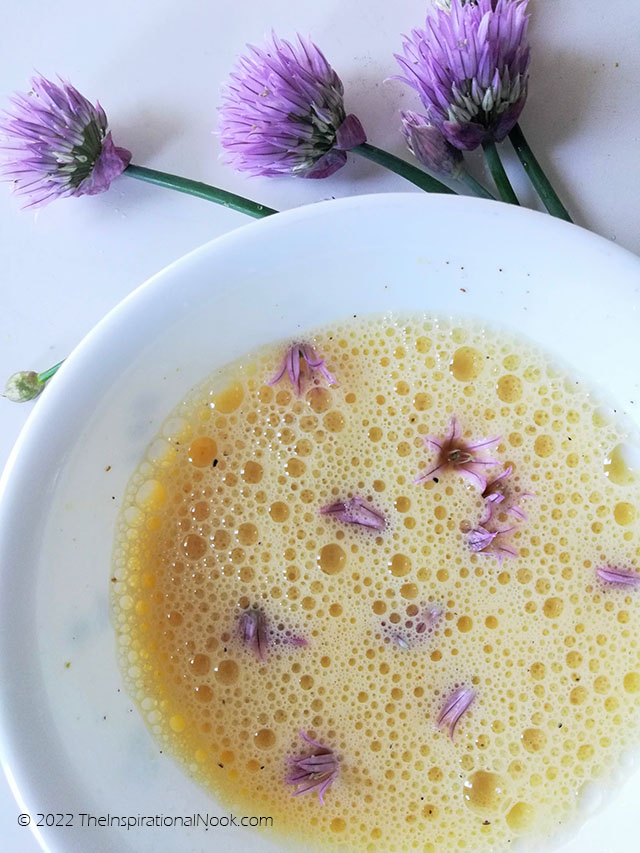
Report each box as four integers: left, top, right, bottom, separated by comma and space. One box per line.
1, 194, 640, 853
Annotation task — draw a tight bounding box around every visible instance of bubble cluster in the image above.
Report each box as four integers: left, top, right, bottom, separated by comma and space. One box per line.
112, 315, 640, 852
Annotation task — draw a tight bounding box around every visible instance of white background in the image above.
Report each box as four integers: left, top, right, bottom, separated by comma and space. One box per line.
1, 1, 639, 850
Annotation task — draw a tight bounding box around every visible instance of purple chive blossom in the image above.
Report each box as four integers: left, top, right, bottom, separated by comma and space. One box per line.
219, 33, 366, 178
0, 74, 131, 208
596, 567, 640, 588
481, 466, 534, 524
394, 0, 531, 150
468, 525, 498, 552
240, 609, 308, 660
401, 110, 463, 178
481, 466, 511, 522
239, 609, 269, 662
467, 524, 517, 563
269, 343, 337, 395
436, 686, 476, 739
320, 496, 385, 530
415, 417, 500, 490
286, 730, 339, 804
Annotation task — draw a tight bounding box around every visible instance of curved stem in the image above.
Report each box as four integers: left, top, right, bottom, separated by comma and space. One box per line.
481, 140, 520, 205
37, 360, 65, 383
457, 170, 496, 201
352, 143, 456, 195
124, 165, 278, 218
508, 123, 572, 222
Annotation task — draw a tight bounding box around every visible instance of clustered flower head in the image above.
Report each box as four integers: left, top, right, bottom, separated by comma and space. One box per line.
320, 496, 386, 530
0, 74, 130, 208
269, 342, 337, 395
415, 416, 500, 489
395, 0, 531, 150
286, 730, 340, 803
219, 33, 366, 179
400, 110, 463, 177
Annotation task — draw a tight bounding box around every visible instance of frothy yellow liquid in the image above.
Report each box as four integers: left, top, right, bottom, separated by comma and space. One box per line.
112, 315, 640, 852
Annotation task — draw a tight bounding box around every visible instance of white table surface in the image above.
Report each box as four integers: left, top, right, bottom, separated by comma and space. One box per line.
1, 1, 639, 850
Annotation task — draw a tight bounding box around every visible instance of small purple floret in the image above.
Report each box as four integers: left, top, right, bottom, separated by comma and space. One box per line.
239, 610, 269, 662
467, 524, 517, 563
320, 496, 385, 530
285, 730, 339, 804
596, 567, 640, 588
436, 686, 476, 739
415, 416, 500, 490
401, 110, 463, 177
269, 343, 337, 395
481, 466, 534, 524
0, 74, 130, 208
219, 33, 366, 178
239, 609, 308, 660
288, 636, 309, 648
394, 0, 531, 150
468, 526, 498, 552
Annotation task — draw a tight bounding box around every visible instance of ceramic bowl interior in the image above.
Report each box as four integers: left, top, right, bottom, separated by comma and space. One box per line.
1, 194, 640, 853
